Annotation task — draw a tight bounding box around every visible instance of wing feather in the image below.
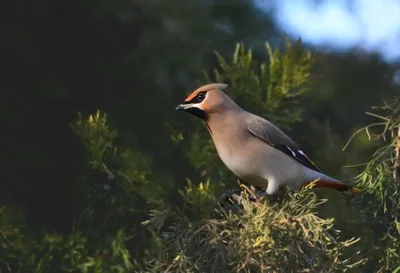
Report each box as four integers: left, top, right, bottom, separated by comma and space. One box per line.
246, 115, 322, 173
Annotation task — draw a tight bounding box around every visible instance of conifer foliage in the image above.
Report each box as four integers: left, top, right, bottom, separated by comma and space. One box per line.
138, 38, 362, 273
1, 38, 398, 273
344, 98, 400, 273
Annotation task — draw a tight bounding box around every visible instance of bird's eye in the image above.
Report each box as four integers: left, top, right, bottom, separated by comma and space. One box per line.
197, 92, 206, 101
188, 91, 207, 104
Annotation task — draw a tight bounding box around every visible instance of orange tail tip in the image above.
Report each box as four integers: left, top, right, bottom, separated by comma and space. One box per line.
303, 179, 360, 195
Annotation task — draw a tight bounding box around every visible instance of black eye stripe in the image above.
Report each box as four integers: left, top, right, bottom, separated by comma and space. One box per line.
184, 91, 207, 104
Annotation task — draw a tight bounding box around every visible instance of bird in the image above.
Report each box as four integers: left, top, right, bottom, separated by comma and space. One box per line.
175, 83, 359, 196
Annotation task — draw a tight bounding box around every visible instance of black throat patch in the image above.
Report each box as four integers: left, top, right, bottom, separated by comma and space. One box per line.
185, 107, 207, 120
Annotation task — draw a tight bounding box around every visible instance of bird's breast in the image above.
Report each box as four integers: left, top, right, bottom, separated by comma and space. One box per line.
206, 118, 275, 187
213, 137, 265, 178
211, 133, 306, 189
214, 142, 271, 188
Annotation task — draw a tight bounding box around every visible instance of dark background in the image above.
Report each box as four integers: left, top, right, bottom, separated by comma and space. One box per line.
1, 0, 399, 271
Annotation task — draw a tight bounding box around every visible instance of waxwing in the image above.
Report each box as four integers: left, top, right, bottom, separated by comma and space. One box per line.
175, 83, 359, 196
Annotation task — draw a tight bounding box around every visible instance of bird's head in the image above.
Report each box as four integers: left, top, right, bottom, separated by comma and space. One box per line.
175, 83, 231, 120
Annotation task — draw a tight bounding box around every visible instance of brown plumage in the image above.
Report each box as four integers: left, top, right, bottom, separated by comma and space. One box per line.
176, 83, 359, 196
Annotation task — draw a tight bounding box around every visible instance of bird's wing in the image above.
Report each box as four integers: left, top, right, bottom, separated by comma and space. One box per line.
246, 115, 322, 173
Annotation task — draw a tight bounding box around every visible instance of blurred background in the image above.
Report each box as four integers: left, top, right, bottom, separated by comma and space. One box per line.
1, 0, 400, 270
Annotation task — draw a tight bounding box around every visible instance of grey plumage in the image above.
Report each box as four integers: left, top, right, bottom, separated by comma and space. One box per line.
246, 114, 297, 147
247, 115, 323, 173
176, 83, 358, 196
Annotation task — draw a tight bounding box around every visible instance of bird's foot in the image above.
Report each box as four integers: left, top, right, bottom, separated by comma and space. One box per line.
218, 180, 289, 208
254, 190, 268, 199
253, 187, 288, 204
218, 188, 244, 209
219, 188, 242, 201
218, 184, 260, 207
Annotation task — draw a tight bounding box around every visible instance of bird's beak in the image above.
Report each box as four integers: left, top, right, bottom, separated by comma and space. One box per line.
175, 104, 190, 111
175, 103, 206, 120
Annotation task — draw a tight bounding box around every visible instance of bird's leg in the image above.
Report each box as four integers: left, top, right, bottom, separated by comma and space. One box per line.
249, 178, 279, 202
237, 179, 275, 201
266, 178, 280, 195
255, 185, 288, 203
254, 189, 268, 199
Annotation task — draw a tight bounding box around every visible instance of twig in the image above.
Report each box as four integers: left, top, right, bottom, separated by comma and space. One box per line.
392, 126, 400, 181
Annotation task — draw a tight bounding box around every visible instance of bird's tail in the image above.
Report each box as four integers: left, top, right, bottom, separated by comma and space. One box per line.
303, 175, 360, 196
